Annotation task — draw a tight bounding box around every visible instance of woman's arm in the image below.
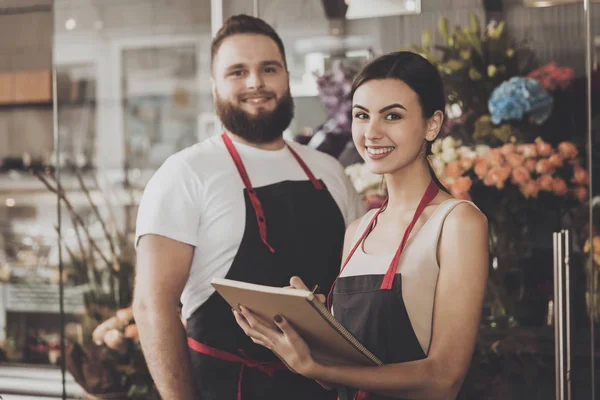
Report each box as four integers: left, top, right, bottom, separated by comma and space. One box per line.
235, 203, 488, 399
306, 203, 489, 399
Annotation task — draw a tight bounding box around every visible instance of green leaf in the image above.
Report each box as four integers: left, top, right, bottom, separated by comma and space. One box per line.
422, 29, 432, 49
469, 13, 481, 36
445, 59, 466, 72
460, 49, 472, 60
438, 16, 450, 44
469, 67, 483, 81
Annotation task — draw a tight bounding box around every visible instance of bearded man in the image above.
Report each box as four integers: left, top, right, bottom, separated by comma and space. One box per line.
132, 15, 364, 400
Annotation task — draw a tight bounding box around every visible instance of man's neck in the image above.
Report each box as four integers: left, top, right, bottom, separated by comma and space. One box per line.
225, 131, 286, 151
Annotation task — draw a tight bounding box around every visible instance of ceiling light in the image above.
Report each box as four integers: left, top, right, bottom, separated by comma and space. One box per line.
65, 18, 76, 30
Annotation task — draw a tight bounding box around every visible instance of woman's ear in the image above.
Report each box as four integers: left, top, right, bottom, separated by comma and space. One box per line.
425, 110, 445, 141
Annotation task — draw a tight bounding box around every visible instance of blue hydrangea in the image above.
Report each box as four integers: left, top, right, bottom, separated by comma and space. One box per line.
488, 77, 553, 125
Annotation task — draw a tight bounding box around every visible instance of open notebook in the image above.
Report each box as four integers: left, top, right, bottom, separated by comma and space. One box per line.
211, 278, 382, 366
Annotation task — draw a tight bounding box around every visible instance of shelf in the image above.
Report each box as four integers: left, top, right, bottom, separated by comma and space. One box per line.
0, 101, 52, 110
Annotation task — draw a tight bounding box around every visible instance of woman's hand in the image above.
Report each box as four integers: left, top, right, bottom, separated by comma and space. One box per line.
285, 276, 327, 304
283, 276, 335, 389
233, 305, 319, 378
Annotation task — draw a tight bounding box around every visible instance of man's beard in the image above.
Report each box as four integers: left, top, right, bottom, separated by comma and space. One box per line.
215, 89, 295, 144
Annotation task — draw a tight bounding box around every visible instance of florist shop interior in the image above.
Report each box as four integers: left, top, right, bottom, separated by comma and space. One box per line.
0, 0, 598, 399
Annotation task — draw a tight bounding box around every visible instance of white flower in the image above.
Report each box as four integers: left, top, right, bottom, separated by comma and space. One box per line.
345, 163, 381, 194
430, 156, 446, 178
431, 139, 443, 155
442, 136, 457, 151
446, 103, 463, 119
457, 146, 476, 159
441, 147, 458, 163
476, 145, 491, 156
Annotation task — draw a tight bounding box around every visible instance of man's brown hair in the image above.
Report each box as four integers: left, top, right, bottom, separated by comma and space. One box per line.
211, 14, 287, 69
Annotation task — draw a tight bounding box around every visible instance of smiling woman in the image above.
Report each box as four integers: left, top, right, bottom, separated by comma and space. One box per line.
235, 51, 489, 400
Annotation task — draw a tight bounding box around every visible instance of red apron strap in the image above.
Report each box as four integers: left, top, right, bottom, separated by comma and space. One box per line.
327, 199, 388, 310
286, 144, 323, 190
221, 133, 324, 253
222, 133, 274, 253
188, 337, 286, 400
380, 180, 439, 290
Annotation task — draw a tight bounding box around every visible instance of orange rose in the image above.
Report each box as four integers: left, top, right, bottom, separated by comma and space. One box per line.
573, 186, 588, 202
548, 154, 564, 168
517, 144, 537, 158
500, 143, 516, 156
442, 177, 456, 188
535, 137, 553, 156
511, 166, 530, 185
558, 142, 578, 159
506, 153, 524, 168
520, 180, 540, 199
552, 177, 568, 196
525, 159, 537, 172
459, 156, 474, 170
485, 167, 511, 189
124, 324, 139, 340
452, 176, 472, 192
445, 161, 463, 178
487, 148, 504, 167
572, 166, 589, 185
536, 159, 554, 174
474, 158, 490, 179
538, 175, 554, 191
451, 177, 473, 200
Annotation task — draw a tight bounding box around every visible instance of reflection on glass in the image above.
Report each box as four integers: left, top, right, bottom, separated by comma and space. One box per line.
123, 46, 200, 170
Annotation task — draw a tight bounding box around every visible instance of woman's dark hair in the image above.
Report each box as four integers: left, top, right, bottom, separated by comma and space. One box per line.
351, 51, 448, 193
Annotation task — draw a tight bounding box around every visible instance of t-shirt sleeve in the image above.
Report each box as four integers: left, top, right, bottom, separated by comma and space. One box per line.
135, 156, 202, 248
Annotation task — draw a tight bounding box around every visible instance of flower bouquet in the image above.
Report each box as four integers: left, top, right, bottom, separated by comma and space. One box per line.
430, 135, 588, 322
345, 163, 386, 210
66, 307, 157, 399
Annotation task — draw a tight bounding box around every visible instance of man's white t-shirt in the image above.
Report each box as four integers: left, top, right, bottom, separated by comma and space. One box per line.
135, 134, 365, 319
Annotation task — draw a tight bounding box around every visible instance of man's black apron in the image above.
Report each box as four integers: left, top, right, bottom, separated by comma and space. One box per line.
327, 181, 439, 400
186, 133, 345, 400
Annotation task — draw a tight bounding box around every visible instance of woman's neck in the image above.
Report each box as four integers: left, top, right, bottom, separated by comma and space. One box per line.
384, 158, 434, 212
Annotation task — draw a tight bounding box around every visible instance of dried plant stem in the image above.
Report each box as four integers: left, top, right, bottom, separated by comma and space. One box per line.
75, 169, 118, 262
90, 173, 125, 242
34, 171, 113, 271
69, 212, 88, 268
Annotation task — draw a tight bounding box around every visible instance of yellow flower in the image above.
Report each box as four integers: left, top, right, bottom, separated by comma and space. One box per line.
584, 236, 600, 253
584, 236, 600, 266
506, 48, 515, 58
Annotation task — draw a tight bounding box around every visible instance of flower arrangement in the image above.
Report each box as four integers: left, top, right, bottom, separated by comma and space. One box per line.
345, 163, 386, 210
296, 59, 365, 159
528, 62, 575, 91
66, 306, 158, 399
410, 14, 576, 147
430, 136, 588, 204
488, 77, 553, 126
314, 59, 359, 134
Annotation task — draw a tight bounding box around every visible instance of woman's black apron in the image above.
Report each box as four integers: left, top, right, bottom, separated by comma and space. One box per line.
186, 133, 345, 400
328, 181, 439, 400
